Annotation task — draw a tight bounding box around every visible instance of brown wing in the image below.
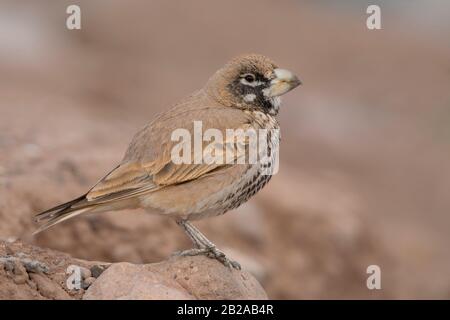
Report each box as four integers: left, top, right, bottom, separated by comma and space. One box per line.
85, 162, 157, 202
86, 93, 252, 202
34, 93, 251, 234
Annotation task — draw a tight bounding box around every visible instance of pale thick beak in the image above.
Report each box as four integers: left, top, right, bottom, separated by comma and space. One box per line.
265, 68, 302, 97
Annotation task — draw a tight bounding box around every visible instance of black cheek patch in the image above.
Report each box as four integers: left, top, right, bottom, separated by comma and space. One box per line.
228, 78, 256, 97
228, 75, 274, 113
255, 90, 274, 112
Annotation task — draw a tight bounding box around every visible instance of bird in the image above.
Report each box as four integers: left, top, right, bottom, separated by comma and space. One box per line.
34, 54, 301, 269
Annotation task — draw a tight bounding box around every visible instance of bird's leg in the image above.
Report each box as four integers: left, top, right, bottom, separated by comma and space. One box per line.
173, 220, 241, 270
176, 219, 213, 248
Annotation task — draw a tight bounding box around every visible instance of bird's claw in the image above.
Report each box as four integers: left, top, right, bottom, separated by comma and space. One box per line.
172, 246, 241, 270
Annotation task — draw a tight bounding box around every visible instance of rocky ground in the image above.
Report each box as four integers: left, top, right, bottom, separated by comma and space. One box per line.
0, 240, 266, 299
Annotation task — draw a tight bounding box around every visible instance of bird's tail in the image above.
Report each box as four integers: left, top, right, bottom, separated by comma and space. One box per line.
33, 194, 96, 235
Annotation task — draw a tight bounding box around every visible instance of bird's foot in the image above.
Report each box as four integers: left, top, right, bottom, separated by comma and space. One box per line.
172, 246, 241, 270
172, 248, 210, 257
205, 246, 242, 270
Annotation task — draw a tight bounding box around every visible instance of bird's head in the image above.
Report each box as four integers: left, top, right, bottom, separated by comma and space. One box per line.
206, 54, 301, 115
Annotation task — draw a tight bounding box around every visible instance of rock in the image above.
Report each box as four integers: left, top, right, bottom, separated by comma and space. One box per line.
13, 274, 29, 285
82, 277, 96, 289
84, 256, 267, 300
79, 266, 91, 279
12, 258, 28, 276
0, 255, 50, 274
0, 257, 15, 272
29, 273, 71, 300
160, 256, 267, 300
11, 259, 29, 284
84, 262, 194, 300
90, 265, 107, 278
20, 258, 49, 274
0, 240, 268, 300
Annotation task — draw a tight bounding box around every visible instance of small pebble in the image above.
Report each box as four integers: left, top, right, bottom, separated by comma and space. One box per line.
21, 258, 49, 274
12, 259, 27, 276
13, 274, 28, 285
90, 265, 106, 278
82, 277, 96, 289
2, 260, 15, 272
79, 266, 92, 279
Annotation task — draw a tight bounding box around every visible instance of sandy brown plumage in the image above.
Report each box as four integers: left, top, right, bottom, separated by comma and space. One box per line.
34, 54, 301, 268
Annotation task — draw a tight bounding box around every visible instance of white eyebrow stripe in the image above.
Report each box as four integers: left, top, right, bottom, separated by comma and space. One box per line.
240, 78, 265, 87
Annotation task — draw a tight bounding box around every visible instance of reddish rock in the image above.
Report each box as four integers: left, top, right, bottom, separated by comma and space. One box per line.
84, 256, 267, 300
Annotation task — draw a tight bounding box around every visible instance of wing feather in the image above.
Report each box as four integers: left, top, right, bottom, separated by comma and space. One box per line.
34, 96, 254, 234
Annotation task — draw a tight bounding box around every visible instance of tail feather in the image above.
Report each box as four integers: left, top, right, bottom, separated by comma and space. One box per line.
35, 194, 87, 222
33, 194, 95, 235
33, 207, 92, 235
33, 170, 154, 235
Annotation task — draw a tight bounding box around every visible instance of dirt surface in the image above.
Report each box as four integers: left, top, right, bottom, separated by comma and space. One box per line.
1, 1, 449, 299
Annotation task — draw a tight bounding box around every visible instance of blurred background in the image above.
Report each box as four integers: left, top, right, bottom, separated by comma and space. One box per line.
1, 0, 449, 299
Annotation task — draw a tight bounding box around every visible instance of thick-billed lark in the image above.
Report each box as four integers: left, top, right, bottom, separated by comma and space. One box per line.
34, 54, 301, 269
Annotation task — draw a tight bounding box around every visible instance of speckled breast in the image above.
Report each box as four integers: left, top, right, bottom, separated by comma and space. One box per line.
215, 111, 280, 214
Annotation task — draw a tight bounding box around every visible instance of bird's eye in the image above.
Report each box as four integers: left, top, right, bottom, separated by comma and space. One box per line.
244, 74, 255, 83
